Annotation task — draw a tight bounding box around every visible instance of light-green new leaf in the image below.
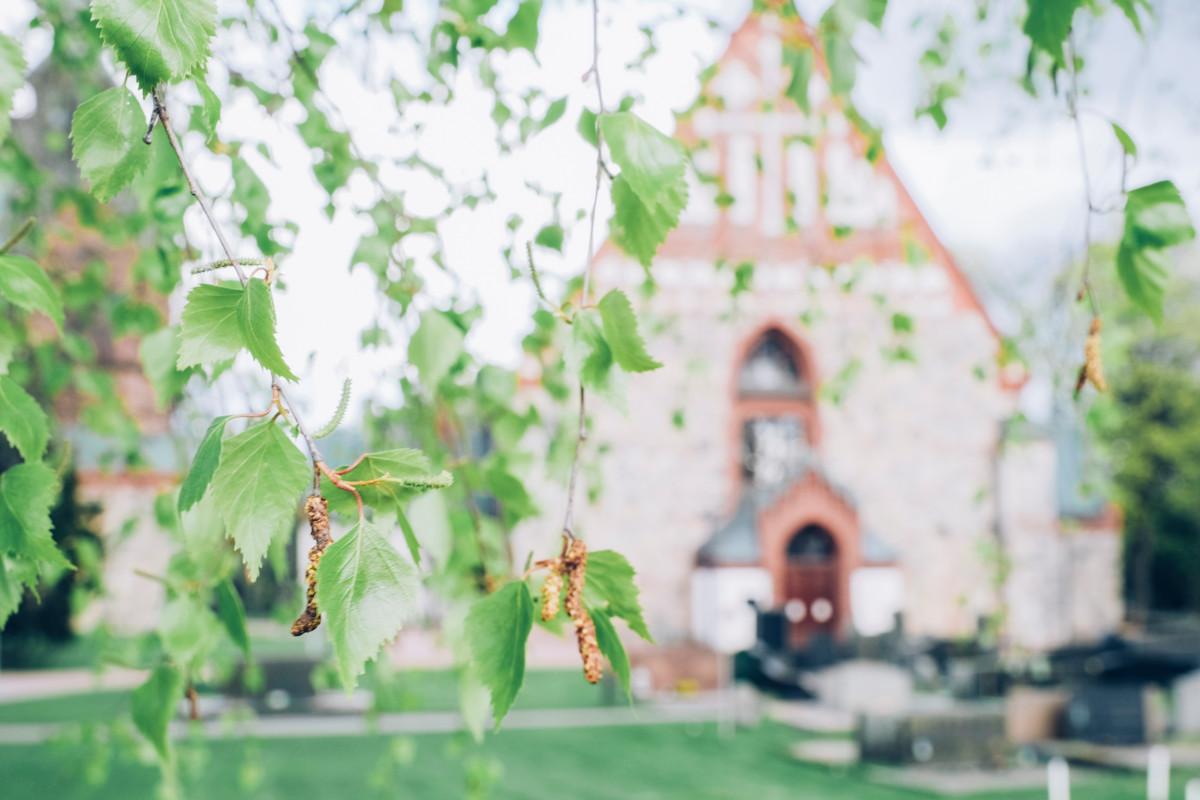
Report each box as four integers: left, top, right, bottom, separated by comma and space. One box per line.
322, 448, 453, 520
177, 415, 230, 512
0, 255, 65, 330
465, 581, 534, 726
609, 173, 688, 268
408, 310, 464, 389
0, 462, 68, 570
317, 519, 421, 689
596, 289, 661, 373
591, 606, 631, 699
215, 579, 250, 655
70, 87, 152, 202
1117, 180, 1196, 322
0, 555, 38, 626
237, 277, 298, 381
585, 550, 652, 642
90, 0, 216, 93
209, 421, 309, 580
140, 325, 194, 410
600, 112, 688, 267
0, 33, 25, 142
132, 663, 184, 761
177, 283, 243, 369
0, 376, 49, 462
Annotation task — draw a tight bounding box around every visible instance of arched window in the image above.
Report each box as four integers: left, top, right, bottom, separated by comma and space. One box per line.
738, 330, 810, 399
787, 525, 836, 563
736, 327, 816, 488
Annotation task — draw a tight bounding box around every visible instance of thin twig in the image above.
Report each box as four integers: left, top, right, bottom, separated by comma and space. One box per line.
0, 217, 35, 255
151, 89, 249, 286
561, 0, 608, 538
150, 89, 366, 516
1065, 35, 1099, 317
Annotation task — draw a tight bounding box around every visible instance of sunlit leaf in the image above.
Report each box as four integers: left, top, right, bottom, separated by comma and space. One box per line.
465, 580, 533, 726
70, 87, 152, 201
317, 519, 421, 689
90, 0, 217, 93
209, 421, 309, 579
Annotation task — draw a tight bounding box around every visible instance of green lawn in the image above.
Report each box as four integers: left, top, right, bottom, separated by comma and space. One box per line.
0, 722, 1189, 800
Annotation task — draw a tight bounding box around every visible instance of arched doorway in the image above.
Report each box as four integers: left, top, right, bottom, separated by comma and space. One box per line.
783, 524, 840, 646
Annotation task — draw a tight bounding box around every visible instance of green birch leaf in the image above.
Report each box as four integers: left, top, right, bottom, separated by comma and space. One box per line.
177, 283, 243, 369
1111, 122, 1137, 159
322, 449, 452, 518
0, 375, 49, 462
70, 87, 152, 202
396, 508, 421, 566
159, 595, 221, 669
584, 550, 652, 642
1022, 0, 1082, 64
178, 415, 230, 512
132, 663, 184, 761
209, 421, 309, 580
316, 519, 421, 689
465, 580, 533, 726
783, 43, 813, 111
1116, 242, 1169, 323
608, 174, 686, 268
0, 555, 38, 626
599, 112, 687, 210
0, 462, 67, 569
139, 325, 194, 409
237, 277, 297, 381
408, 310, 464, 389
534, 224, 564, 252
90, 0, 217, 93
194, 76, 221, 142
0, 255, 65, 330
1124, 180, 1195, 250
591, 606, 631, 699
0, 33, 25, 142
1112, 0, 1151, 34
504, 0, 541, 52
215, 579, 250, 655
0, 317, 16, 375
596, 289, 661, 373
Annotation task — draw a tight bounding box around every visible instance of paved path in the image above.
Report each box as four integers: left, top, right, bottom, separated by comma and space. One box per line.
0, 699, 731, 745
0, 668, 146, 702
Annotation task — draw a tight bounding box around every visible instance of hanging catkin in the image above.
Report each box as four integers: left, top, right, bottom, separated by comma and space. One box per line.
291, 495, 332, 636
1083, 316, 1108, 392
561, 537, 602, 683
540, 560, 563, 621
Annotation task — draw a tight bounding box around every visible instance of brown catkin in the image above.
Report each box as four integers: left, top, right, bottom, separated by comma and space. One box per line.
291, 495, 332, 636
563, 537, 588, 623
560, 537, 602, 683
540, 562, 563, 622
1083, 317, 1108, 392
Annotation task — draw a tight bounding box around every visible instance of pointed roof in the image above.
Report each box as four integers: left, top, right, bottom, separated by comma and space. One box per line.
601, 12, 1014, 370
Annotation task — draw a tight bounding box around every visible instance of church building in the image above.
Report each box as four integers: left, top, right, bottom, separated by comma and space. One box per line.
581, 14, 1123, 655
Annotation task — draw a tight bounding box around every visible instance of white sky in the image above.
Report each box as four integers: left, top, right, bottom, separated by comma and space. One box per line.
5, 0, 1199, 425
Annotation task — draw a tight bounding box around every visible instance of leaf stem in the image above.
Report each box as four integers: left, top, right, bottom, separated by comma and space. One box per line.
0, 217, 35, 255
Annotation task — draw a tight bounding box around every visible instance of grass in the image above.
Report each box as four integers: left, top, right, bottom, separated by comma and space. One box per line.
0, 722, 1190, 800
0, 690, 131, 724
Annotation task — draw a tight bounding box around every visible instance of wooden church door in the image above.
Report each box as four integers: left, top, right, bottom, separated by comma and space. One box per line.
783, 525, 839, 647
